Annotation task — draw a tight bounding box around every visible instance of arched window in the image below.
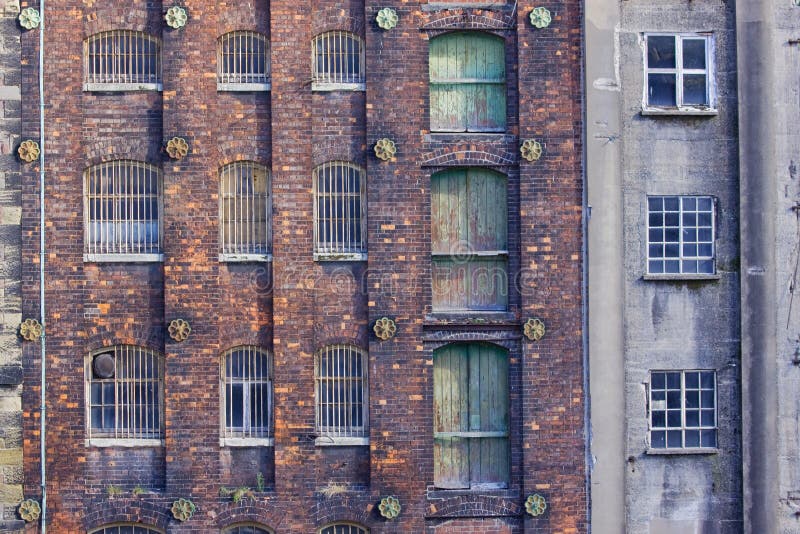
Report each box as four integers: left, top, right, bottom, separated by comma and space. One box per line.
312, 31, 365, 88
222, 524, 275, 534
84, 31, 162, 90
429, 32, 506, 132
89, 525, 163, 534
84, 160, 162, 260
319, 523, 368, 534
315, 345, 368, 445
430, 168, 508, 311
433, 343, 509, 489
217, 31, 270, 90
313, 161, 366, 259
221, 346, 273, 443
220, 161, 271, 259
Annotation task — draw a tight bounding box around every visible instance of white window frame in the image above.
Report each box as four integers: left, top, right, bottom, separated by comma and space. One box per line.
647, 370, 718, 453
83, 160, 163, 262
85, 346, 164, 447
313, 161, 367, 261
642, 32, 716, 115
89, 525, 165, 534
83, 30, 163, 92
220, 346, 274, 447
219, 161, 272, 262
217, 31, 271, 92
311, 31, 366, 91
319, 524, 368, 534
222, 524, 274, 534
314, 345, 369, 446
645, 195, 717, 279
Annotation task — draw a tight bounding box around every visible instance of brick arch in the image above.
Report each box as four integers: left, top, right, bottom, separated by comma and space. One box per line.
215, 500, 288, 529
426, 495, 522, 518
312, 495, 373, 528
312, 141, 366, 168
83, 7, 160, 36
84, 324, 165, 356
218, 328, 273, 355
82, 496, 170, 531
427, 335, 518, 353
421, 10, 514, 32
85, 139, 162, 168
217, 145, 272, 171
421, 146, 516, 168
312, 9, 365, 37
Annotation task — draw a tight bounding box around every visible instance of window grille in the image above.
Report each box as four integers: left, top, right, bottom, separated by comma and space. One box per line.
313, 162, 366, 258
649, 370, 717, 449
84, 160, 162, 257
222, 346, 273, 440
217, 31, 270, 89
87, 346, 163, 440
647, 196, 715, 275
223, 525, 274, 534
644, 33, 715, 112
220, 161, 271, 257
320, 524, 368, 534
312, 31, 365, 85
315, 345, 368, 441
84, 31, 162, 89
90, 525, 164, 534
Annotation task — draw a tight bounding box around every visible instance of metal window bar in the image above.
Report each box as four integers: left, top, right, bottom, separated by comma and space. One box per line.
223, 526, 273, 534
88, 346, 163, 440
85, 161, 162, 255
217, 31, 270, 84
320, 525, 368, 534
315, 345, 367, 438
313, 162, 366, 254
90, 526, 164, 534
220, 161, 270, 255
85, 30, 162, 85
312, 31, 365, 84
222, 346, 273, 439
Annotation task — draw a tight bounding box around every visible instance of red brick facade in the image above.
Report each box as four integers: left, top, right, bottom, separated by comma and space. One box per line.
21, 0, 585, 532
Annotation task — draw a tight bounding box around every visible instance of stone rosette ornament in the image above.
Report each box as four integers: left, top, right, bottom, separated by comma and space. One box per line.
170, 497, 196, 522
18, 140, 40, 163
520, 139, 543, 162
18, 498, 41, 522
523, 318, 546, 341
378, 495, 401, 519
18, 8, 41, 30
374, 138, 396, 161
165, 6, 188, 29
376, 8, 398, 30
529, 7, 552, 29
19, 318, 43, 342
373, 317, 397, 341
166, 137, 189, 159
525, 493, 547, 517
168, 318, 192, 342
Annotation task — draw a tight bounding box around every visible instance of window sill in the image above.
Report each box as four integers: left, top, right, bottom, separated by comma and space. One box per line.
84, 253, 164, 263
427, 485, 510, 499
643, 273, 720, 281
646, 447, 719, 455
87, 438, 164, 448
220, 253, 273, 263
221, 437, 274, 447
641, 106, 718, 116
314, 252, 367, 262
315, 436, 369, 447
84, 83, 163, 92
217, 82, 271, 92
424, 132, 509, 142
424, 312, 516, 326
311, 82, 366, 92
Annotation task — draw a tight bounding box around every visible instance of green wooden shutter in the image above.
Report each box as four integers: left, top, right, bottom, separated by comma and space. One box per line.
434, 344, 470, 488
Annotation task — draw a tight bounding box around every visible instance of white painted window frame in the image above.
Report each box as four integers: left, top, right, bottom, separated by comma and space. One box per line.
220, 346, 274, 447
311, 31, 366, 92
217, 31, 271, 92
83, 30, 163, 92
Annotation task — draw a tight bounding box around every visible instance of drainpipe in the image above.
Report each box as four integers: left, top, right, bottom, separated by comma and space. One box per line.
38, 0, 47, 531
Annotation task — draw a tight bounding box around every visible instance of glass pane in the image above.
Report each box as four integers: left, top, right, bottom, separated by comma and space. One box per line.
647, 36, 676, 68
648, 74, 677, 106
683, 74, 707, 105
682, 39, 706, 69
685, 430, 700, 447
651, 430, 666, 448
701, 429, 717, 448
667, 430, 682, 448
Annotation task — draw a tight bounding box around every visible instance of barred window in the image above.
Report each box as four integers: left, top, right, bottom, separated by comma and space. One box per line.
84, 31, 162, 90
84, 160, 162, 260
220, 161, 271, 259
649, 370, 717, 450
217, 31, 270, 91
221, 346, 273, 444
315, 345, 368, 445
313, 162, 366, 260
312, 31, 365, 89
647, 196, 715, 276
319, 524, 368, 534
223, 525, 274, 534
86, 346, 163, 441
90, 525, 163, 534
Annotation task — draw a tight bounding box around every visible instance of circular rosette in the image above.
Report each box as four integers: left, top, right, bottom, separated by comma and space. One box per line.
373, 317, 397, 341
520, 139, 543, 162
523, 318, 545, 341
374, 138, 397, 161
168, 318, 192, 342
18, 8, 41, 30
166, 137, 189, 159
525, 493, 547, 517
171, 498, 196, 522
19, 499, 41, 522
379, 495, 401, 519
376, 8, 399, 30
18, 140, 40, 163
19, 318, 43, 342
165, 6, 188, 29
529, 7, 552, 29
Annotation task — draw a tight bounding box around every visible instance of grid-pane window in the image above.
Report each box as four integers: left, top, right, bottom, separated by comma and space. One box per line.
312, 31, 365, 84
434, 343, 509, 489
90, 525, 163, 534
647, 196, 715, 275
315, 345, 368, 440
314, 162, 366, 257
217, 31, 270, 87
223, 524, 274, 534
319, 524, 368, 534
220, 161, 270, 256
222, 347, 272, 440
431, 168, 508, 311
645, 34, 713, 110
429, 32, 506, 132
84, 31, 162, 88
649, 370, 717, 449
87, 346, 163, 440
84, 161, 162, 256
